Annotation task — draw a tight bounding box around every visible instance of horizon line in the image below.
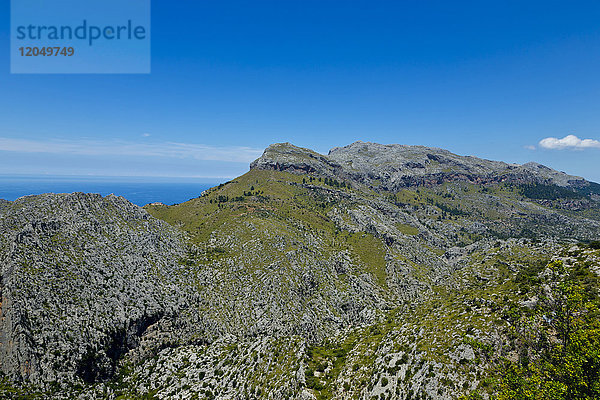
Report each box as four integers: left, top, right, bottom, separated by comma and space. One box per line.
0, 173, 235, 181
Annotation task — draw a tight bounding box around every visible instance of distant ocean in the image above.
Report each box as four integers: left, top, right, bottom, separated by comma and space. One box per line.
0, 176, 221, 206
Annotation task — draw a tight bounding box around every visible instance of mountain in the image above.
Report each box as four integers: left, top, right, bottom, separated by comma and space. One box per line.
1, 142, 599, 399
253, 141, 595, 189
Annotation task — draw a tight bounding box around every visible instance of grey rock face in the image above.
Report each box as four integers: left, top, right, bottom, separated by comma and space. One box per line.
250, 142, 344, 177
252, 141, 592, 190
0, 193, 194, 387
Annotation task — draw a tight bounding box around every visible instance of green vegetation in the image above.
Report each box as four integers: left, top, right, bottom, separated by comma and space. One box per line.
518, 183, 583, 200
139, 167, 599, 398
461, 249, 600, 400
575, 182, 600, 197
146, 169, 391, 289
0, 376, 46, 399
396, 223, 419, 236
345, 232, 388, 287
304, 310, 403, 399
497, 280, 600, 399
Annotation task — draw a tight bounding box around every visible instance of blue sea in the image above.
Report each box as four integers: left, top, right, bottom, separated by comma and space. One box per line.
0, 176, 222, 206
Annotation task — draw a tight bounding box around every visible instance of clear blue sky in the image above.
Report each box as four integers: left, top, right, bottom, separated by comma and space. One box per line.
1, 1, 599, 181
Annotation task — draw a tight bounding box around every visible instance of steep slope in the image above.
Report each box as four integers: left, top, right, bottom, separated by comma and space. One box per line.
147, 169, 397, 339
0, 193, 204, 388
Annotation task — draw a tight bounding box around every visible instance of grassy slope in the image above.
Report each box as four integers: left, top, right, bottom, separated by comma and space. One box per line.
141, 170, 600, 399
146, 169, 390, 291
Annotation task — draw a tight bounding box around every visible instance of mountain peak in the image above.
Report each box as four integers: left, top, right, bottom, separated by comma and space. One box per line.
250, 142, 342, 177
251, 141, 592, 190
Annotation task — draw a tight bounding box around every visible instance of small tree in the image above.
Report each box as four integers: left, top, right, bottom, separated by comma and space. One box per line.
496, 265, 600, 400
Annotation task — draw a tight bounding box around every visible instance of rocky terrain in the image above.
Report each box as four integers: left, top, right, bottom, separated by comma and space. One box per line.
253, 142, 596, 189
0, 194, 202, 387
0, 142, 599, 399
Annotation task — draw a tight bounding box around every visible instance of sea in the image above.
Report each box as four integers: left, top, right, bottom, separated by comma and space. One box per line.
0, 176, 221, 206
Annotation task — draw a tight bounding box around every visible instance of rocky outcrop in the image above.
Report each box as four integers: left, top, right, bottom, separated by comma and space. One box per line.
251, 141, 595, 191
250, 142, 344, 177
0, 193, 196, 386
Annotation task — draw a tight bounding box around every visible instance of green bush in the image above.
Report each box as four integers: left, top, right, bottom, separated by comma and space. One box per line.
496, 283, 600, 399
588, 241, 600, 249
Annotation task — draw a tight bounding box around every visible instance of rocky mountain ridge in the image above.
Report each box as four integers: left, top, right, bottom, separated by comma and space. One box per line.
0, 142, 599, 399
252, 141, 594, 190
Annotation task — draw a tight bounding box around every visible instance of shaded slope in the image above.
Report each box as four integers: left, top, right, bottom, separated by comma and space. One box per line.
0, 193, 199, 386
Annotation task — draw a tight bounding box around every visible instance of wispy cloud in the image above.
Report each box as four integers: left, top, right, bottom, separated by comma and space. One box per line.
0, 137, 263, 163
538, 134, 600, 150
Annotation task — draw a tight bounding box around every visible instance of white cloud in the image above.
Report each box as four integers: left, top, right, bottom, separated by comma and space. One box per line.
539, 134, 600, 150
142, 133, 151, 137
524, 145, 536, 150
0, 137, 263, 163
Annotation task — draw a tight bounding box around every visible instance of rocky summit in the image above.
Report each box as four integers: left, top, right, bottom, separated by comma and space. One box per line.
1, 142, 599, 399
254, 141, 593, 189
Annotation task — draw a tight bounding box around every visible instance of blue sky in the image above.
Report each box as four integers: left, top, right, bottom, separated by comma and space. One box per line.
1, 1, 600, 181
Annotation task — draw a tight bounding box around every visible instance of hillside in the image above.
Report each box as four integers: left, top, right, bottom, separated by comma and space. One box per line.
0, 142, 599, 399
